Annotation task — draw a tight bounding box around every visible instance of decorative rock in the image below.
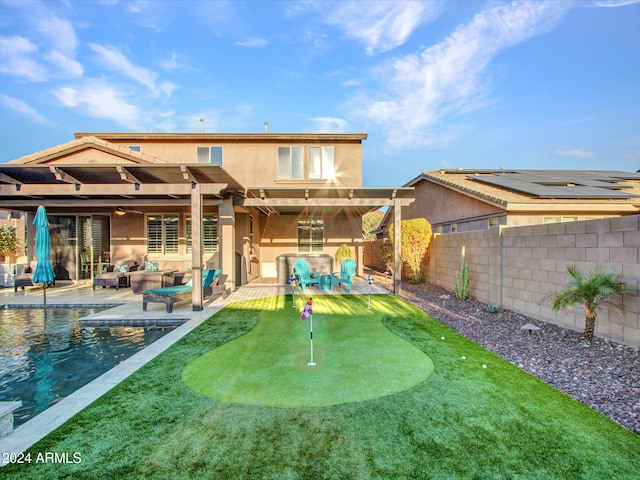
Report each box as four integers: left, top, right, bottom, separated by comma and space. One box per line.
400, 282, 640, 434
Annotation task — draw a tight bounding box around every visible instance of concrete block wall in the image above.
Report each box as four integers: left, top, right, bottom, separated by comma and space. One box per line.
425, 215, 639, 347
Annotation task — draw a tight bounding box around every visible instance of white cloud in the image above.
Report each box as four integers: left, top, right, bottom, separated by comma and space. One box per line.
0, 36, 48, 81
236, 38, 268, 48
88, 43, 177, 98
358, 0, 572, 149
592, 0, 640, 6
46, 51, 84, 77
310, 117, 349, 133
52, 81, 141, 129
33, 15, 79, 56
0, 93, 48, 124
554, 149, 595, 158
0, 8, 83, 81
324, 0, 442, 55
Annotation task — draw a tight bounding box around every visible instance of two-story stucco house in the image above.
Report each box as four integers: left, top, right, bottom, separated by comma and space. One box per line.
0, 132, 413, 308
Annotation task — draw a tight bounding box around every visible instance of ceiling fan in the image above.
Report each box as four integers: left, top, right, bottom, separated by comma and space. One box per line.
115, 207, 143, 216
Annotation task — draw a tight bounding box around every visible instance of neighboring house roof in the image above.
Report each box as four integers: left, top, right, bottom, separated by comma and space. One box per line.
409, 169, 640, 210
374, 169, 640, 235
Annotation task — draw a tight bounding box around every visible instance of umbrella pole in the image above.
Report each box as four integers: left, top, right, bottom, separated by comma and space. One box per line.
43, 284, 47, 318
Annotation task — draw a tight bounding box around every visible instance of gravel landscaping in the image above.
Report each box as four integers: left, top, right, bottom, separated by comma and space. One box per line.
385, 278, 640, 435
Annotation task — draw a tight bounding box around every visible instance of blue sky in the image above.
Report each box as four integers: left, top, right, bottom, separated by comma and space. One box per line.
1, 0, 639, 187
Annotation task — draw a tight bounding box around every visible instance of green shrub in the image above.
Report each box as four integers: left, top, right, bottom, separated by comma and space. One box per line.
0, 224, 17, 254
335, 243, 354, 265
388, 218, 432, 284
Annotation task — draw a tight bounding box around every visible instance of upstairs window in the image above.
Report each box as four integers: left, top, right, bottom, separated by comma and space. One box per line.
197, 146, 223, 165
277, 146, 303, 179
308, 146, 335, 179
128, 145, 141, 152
298, 220, 324, 253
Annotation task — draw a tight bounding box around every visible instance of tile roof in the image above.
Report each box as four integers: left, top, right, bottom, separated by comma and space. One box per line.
413, 169, 640, 207
8, 136, 167, 165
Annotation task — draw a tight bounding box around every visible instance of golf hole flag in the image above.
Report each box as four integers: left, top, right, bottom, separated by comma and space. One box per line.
301, 299, 312, 320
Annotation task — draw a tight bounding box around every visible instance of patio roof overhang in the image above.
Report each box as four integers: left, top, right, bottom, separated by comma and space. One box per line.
0, 164, 245, 212
241, 186, 415, 216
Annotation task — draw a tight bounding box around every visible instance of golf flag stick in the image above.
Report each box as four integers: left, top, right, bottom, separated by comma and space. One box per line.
367, 275, 373, 309
288, 274, 296, 308
301, 298, 316, 366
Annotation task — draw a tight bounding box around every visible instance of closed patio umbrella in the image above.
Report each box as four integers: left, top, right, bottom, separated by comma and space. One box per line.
32, 205, 56, 312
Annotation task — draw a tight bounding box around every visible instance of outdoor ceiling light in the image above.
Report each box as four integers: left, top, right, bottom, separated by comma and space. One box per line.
115, 207, 127, 216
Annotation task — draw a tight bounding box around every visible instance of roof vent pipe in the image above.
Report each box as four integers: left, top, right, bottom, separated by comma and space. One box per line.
264, 122, 268, 133
200, 118, 204, 133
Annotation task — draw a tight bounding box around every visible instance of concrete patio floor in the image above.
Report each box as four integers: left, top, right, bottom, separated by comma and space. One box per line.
0, 275, 390, 459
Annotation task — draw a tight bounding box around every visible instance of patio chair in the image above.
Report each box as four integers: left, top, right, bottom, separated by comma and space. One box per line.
293, 258, 319, 293
142, 269, 221, 313
14, 265, 34, 292
331, 259, 356, 292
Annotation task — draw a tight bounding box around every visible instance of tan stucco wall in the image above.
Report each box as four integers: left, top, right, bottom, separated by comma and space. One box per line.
44, 149, 140, 165
258, 212, 364, 275
425, 215, 640, 347
102, 140, 363, 188
109, 206, 221, 268
405, 180, 503, 226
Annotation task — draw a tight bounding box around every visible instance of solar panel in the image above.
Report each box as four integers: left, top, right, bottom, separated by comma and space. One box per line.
470, 171, 639, 199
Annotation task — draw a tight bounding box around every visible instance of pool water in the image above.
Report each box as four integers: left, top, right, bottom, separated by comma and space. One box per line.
0, 307, 177, 427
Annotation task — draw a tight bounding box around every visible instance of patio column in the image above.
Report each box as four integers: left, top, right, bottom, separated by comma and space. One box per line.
393, 198, 402, 295
219, 198, 235, 293
191, 183, 203, 311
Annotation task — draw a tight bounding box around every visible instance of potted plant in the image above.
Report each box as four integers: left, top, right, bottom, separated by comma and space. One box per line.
0, 224, 17, 287
0, 224, 17, 264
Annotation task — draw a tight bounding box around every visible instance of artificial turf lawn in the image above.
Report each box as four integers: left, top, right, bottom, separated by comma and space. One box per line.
4, 295, 639, 480
182, 295, 434, 407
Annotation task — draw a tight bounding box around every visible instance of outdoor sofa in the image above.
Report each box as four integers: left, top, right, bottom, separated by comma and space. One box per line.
142, 269, 222, 313
128, 260, 193, 294
92, 261, 139, 290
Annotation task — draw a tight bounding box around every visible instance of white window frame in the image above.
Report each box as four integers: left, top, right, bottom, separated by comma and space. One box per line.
297, 220, 324, 253
186, 215, 218, 254
308, 146, 335, 179
146, 213, 179, 255
277, 146, 304, 179
196, 146, 223, 165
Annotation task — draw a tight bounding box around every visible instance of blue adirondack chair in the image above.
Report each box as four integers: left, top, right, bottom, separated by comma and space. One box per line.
331, 259, 356, 292
293, 258, 319, 293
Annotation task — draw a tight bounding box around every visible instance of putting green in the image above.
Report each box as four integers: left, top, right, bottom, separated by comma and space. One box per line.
182, 296, 434, 407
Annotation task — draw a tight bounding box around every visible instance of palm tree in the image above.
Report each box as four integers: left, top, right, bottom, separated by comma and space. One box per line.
552, 265, 634, 344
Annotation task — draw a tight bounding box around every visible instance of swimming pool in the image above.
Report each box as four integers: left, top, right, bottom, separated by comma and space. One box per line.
0, 307, 178, 427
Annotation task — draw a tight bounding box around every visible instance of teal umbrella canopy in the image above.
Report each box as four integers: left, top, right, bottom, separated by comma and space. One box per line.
32, 205, 55, 285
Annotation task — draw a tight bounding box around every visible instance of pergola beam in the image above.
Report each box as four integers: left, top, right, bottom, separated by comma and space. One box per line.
241, 198, 414, 207
0, 182, 228, 196
116, 165, 143, 184
49, 166, 82, 184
